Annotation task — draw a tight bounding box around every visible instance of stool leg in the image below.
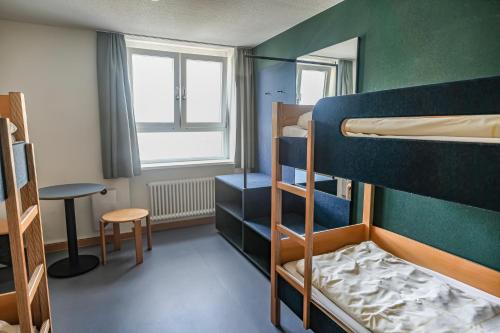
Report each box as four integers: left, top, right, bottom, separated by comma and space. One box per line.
134, 220, 143, 264
146, 215, 152, 251
113, 223, 121, 251
100, 221, 107, 265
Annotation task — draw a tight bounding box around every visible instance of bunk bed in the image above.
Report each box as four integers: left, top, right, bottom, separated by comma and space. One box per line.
0, 93, 52, 333
270, 75, 500, 332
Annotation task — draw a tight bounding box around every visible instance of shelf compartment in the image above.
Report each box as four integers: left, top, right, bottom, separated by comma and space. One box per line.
215, 173, 272, 190
215, 206, 243, 249
243, 223, 270, 275
216, 201, 242, 220
244, 213, 327, 241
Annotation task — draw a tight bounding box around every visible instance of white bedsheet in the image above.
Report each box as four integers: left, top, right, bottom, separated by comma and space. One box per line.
282, 125, 308, 137
0, 321, 38, 333
285, 241, 500, 333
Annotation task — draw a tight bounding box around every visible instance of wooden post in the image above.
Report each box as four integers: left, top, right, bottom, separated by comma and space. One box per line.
362, 183, 375, 240
1, 119, 34, 333
20, 144, 52, 327
270, 103, 283, 326
134, 220, 143, 264
302, 121, 315, 329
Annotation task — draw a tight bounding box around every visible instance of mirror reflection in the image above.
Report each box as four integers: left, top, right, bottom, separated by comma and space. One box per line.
296, 37, 358, 105
294, 37, 359, 199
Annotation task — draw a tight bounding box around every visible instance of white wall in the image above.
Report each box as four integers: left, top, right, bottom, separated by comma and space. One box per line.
0, 19, 235, 244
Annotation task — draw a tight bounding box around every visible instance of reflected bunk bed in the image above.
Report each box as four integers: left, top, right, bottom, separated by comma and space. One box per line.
270, 76, 500, 332
0, 93, 52, 333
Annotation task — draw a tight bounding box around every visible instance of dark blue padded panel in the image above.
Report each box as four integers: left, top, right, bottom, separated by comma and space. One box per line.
315, 190, 350, 229
0, 142, 28, 201
255, 61, 296, 176
279, 137, 307, 170
313, 75, 500, 212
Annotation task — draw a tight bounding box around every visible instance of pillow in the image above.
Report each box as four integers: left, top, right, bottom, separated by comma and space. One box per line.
297, 112, 312, 130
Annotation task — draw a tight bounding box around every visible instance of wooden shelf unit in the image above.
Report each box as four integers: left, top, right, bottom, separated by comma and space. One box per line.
0, 92, 52, 333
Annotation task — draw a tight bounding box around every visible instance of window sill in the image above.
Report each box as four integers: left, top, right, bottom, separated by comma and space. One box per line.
141, 159, 235, 171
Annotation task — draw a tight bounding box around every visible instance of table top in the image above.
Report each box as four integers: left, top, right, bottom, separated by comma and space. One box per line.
39, 183, 106, 200
101, 208, 149, 223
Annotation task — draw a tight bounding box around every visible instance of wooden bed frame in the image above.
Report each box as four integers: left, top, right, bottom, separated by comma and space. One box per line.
270, 101, 500, 331
0, 92, 52, 333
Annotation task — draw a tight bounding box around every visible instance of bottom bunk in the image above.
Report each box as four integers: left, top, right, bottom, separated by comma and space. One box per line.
280, 241, 500, 333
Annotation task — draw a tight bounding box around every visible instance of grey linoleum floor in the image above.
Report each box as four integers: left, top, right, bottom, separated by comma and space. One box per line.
47, 224, 310, 333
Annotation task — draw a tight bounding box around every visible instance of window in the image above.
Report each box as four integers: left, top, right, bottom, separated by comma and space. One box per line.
296, 64, 333, 105
129, 47, 229, 165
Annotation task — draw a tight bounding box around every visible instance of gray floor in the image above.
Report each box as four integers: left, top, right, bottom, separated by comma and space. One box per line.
47, 224, 310, 333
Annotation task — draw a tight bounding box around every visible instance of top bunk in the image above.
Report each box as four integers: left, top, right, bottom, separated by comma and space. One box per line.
275, 75, 500, 212
0, 93, 30, 205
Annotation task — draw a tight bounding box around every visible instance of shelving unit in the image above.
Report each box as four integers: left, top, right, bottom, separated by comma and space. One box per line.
215, 172, 350, 276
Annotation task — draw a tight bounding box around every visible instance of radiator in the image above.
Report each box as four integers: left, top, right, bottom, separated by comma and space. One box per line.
148, 177, 215, 222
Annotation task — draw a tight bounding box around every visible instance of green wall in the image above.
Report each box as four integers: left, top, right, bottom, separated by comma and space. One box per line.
254, 0, 500, 270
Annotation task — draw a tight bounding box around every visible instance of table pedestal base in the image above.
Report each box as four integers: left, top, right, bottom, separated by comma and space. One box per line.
48, 255, 99, 278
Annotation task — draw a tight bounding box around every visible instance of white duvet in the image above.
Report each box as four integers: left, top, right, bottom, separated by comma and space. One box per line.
294, 241, 500, 333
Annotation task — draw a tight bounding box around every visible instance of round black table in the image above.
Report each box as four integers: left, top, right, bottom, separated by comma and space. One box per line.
40, 183, 106, 278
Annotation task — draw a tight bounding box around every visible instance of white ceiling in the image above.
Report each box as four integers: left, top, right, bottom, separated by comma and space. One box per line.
310, 37, 358, 60
0, 0, 344, 47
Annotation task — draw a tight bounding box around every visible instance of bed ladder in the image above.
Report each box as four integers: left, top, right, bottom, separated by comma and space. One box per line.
270, 117, 315, 330
0, 93, 52, 333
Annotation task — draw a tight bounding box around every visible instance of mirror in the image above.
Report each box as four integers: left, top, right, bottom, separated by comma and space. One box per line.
294, 37, 359, 199
296, 37, 358, 104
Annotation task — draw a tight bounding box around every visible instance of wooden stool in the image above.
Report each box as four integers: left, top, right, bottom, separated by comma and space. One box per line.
99, 208, 152, 265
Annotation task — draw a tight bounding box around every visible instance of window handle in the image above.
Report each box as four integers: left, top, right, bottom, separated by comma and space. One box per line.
175, 86, 180, 100
182, 87, 186, 100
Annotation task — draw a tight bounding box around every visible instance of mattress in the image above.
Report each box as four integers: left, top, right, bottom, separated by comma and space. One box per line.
284, 241, 500, 333
282, 111, 312, 137
344, 115, 500, 143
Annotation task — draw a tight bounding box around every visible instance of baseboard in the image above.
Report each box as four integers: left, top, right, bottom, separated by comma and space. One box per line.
44, 216, 214, 253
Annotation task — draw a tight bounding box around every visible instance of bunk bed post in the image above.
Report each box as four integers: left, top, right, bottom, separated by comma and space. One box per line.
0, 118, 34, 333
21, 144, 52, 327
270, 103, 283, 326
0, 92, 51, 333
302, 120, 315, 329
8, 93, 29, 142
362, 184, 375, 240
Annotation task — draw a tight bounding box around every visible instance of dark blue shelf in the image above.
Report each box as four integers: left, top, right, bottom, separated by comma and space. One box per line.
216, 201, 243, 220
215, 173, 272, 190
244, 213, 327, 241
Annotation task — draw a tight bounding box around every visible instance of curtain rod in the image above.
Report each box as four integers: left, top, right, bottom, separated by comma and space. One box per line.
95, 29, 243, 49
245, 55, 337, 67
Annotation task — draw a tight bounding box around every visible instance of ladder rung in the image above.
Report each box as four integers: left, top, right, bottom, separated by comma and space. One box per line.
277, 181, 306, 197
276, 224, 305, 246
276, 265, 304, 294
28, 264, 44, 304
20, 205, 38, 234
40, 319, 50, 333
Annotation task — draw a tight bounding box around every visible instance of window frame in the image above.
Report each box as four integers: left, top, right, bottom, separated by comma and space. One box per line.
128, 48, 229, 165
296, 64, 331, 105
180, 53, 228, 129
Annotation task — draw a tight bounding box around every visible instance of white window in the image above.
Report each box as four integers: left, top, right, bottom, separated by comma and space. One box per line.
129, 47, 229, 165
296, 64, 332, 105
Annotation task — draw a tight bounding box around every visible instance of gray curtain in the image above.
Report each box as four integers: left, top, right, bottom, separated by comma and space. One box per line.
337, 59, 354, 96
97, 32, 141, 178
234, 48, 255, 169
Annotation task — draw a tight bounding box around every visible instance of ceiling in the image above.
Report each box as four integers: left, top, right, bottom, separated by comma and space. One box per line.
0, 0, 344, 47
